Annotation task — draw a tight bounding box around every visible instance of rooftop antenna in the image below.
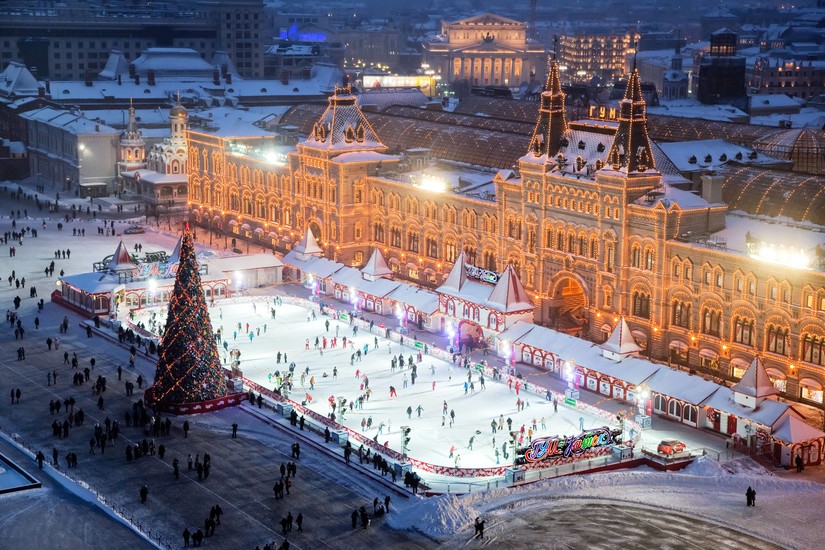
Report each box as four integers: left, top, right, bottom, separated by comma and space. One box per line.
633, 40, 638, 72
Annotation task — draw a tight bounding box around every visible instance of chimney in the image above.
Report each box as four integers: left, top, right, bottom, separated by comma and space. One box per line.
128, 63, 136, 78
221, 64, 228, 76
213, 67, 220, 85
84, 71, 93, 87
225, 71, 232, 85
147, 70, 155, 86
134, 74, 140, 85
95, 124, 100, 132
700, 174, 724, 204
45, 80, 51, 94
117, 74, 122, 85
38, 86, 45, 97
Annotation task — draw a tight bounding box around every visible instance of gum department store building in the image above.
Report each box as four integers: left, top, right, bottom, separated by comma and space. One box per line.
186, 61, 825, 409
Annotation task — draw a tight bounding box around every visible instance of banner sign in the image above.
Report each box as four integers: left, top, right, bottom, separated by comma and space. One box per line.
465, 265, 499, 285
522, 427, 621, 463
132, 261, 180, 279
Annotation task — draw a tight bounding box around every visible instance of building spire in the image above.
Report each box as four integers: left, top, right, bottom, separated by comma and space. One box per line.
528, 56, 567, 160
605, 66, 655, 174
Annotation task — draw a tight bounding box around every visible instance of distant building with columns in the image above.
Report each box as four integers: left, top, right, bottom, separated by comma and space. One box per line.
422, 13, 546, 88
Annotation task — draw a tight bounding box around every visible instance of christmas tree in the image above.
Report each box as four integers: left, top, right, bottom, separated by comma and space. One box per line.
151, 228, 227, 405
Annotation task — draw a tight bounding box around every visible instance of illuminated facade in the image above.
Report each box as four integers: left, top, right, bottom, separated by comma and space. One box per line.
187, 68, 825, 409
422, 13, 546, 87
558, 30, 639, 83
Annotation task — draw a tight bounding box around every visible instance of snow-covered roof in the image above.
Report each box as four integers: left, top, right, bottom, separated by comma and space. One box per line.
98, 51, 130, 81
645, 368, 721, 405
129, 171, 187, 185
658, 139, 784, 172
207, 253, 283, 273
771, 411, 825, 444
59, 272, 120, 294
0, 61, 40, 98
359, 276, 402, 299
497, 321, 659, 386
385, 285, 439, 314
20, 107, 119, 135
649, 101, 749, 124
709, 212, 825, 257
331, 266, 364, 289
438, 251, 469, 294
702, 387, 790, 428
128, 48, 218, 79
291, 228, 323, 260
106, 241, 137, 272
361, 249, 392, 279
486, 265, 533, 313
300, 89, 387, 153
281, 251, 343, 279
601, 317, 642, 357
731, 356, 781, 398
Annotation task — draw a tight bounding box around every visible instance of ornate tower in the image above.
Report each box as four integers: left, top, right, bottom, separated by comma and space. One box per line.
169, 93, 188, 148
606, 66, 656, 175
528, 57, 567, 160
290, 84, 397, 266
117, 100, 146, 176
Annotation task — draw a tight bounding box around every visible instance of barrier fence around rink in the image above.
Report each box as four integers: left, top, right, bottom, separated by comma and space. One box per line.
236, 295, 643, 491
121, 294, 642, 493
0, 425, 173, 550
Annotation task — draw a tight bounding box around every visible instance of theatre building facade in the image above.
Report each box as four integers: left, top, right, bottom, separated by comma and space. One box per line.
186, 67, 825, 410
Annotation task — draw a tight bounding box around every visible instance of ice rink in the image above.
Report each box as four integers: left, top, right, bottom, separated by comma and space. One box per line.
134, 300, 619, 469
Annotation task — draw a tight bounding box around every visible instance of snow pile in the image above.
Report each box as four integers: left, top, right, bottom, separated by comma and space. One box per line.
390, 462, 824, 544
679, 455, 773, 477
386, 493, 478, 536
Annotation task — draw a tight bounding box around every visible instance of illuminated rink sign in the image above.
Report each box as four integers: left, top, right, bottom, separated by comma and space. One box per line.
465, 265, 499, 285
132, 262, 180, 279
522, 427, 621, 463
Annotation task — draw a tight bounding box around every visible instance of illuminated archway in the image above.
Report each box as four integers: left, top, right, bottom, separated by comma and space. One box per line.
547, 273, 589, 335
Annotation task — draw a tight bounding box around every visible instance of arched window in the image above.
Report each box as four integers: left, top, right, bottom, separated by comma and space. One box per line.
633, 291, 650, 319
672, 301, 691, 328
683, 405, 697, 424
702, 308, 721, 337
733, 316, 754, 346
631, 246, 641, 268
653, 394, 666, 413
668, 399, 682, 418
802, 334, 824, 366
767, 324, 789, 355
644, 249, 654, 271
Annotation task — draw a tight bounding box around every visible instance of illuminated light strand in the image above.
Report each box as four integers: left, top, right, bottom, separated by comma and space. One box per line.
151, 228, 227, 405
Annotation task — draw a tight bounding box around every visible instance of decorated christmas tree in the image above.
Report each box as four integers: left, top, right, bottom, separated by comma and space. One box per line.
151, 227, 227, 405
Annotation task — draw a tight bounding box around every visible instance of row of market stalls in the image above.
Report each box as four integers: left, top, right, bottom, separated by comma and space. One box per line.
282, 230, 535, 345
54, 237, 283, 318
498, 318, 825, 467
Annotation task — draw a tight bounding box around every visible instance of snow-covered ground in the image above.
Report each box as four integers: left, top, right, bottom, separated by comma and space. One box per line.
2, 181, 823, 548
131, 301, 619, 470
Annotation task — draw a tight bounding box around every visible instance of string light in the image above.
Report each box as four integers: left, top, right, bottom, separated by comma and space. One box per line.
150, 227, 227, 405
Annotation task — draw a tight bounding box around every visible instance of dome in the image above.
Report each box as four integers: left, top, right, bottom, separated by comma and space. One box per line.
170, 103, 188, 117
753, 128, 825, 175
170, 93, 188, 117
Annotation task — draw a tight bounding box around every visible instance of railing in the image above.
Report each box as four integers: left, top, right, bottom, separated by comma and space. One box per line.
0, 425, 172, 549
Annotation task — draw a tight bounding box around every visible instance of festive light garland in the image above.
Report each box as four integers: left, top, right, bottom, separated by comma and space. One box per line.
151, 227, 227, 404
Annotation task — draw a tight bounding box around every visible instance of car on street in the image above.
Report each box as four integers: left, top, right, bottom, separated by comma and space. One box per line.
123, 225, 145, 234
657, 439, 686, 456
